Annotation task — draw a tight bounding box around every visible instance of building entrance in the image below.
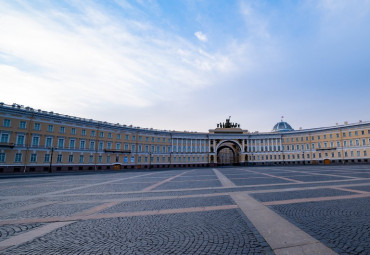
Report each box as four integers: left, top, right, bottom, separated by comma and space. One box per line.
216, 141, 241, 166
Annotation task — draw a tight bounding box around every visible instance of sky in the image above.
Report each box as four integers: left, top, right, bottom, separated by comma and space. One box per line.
1, 0, 370, 133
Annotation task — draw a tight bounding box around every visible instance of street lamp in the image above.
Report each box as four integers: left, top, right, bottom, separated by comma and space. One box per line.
49, 147, 55, 173
149, 152, 152, 169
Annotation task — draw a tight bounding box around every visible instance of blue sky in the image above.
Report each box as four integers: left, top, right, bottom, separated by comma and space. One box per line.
1, 0, 370, 132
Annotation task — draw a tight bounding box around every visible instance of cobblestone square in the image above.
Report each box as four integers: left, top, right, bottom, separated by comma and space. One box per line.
0, 165, 369, 254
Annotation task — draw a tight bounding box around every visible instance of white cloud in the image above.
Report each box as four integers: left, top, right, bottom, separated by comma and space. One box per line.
0, 1, 234, 115
194, 31, 208, 42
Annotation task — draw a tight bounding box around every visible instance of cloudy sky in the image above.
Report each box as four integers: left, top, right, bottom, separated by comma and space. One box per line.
1, 0, 370, 132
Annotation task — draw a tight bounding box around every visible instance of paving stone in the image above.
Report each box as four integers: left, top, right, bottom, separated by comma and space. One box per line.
270, 197, 370, 255
1, 210, 273, 255
251, 188, 356, 202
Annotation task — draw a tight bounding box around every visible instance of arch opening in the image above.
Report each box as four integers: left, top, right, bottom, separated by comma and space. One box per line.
216, 141, 241, 166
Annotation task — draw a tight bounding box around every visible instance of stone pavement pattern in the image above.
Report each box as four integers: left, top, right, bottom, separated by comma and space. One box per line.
0, 165, 369, 254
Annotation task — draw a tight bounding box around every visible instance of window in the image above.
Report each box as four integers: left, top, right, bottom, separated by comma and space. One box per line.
146, 137, 149, 142
364, 151, 367, 157
356, 151, 360, 157
3, 119, 11, 127
107, 155, 111, 163
329, 134, 333, 139
34, 123, 41, 130
48, 125, 54, 132
32, 136, 40, 147
30, 153, 37, 162
131, 144, 136, 152
79, 155, 84, 163
338, 152, 341, 157
138, 136, 142, 141
343, 141, 347, 147
1, 133, 9, 143
68, 155, 74, 163
17, 135, 25, 145
116, 143, 121, 150
44, 154, 50, 162
82, 129, 86, 136
91, 130, 95, 137
99, 141, 103, 150
58, 138, 64, 148
131, 156, 135, 163
57, 154, 62, 163
69, 139, 75, 149
19, 121, 26, 129
337, 141, 340, 147
108, 133, 112, 138
323, 135, 327, 139
157, 138, 160, 142
132, 135, 135, 141
356, 139, 360, 146
117, 134, 121, 139
343, 132, 346, 137
100, 132, 104, 138
45, 137, 52, 148
15, 153, 22, 162
80, 140, 86, 149
349, 132, 352, 137
71, 128, 76, 135
89, 141, 95, 150
98, 155, 102, 163
107, 142, 112, 149
60, 127, 65, 133
0, 153, 5, 163
355, 131, 358, 136
138, 145, 142, 152
317, 135, 320, 140
89, 155, 93, 163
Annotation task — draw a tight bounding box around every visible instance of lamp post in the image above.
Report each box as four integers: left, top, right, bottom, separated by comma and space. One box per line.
149, 152, 152, 169
49, 147, 55, 173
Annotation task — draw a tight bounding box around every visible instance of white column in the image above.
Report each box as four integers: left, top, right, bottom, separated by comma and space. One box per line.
190, 139, 193, 153
268, 139, 270, 152
242, 139, 245, 152
279, 139, 282, 151
176, 139, 179, 153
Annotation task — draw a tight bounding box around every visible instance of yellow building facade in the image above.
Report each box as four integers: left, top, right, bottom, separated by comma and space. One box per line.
0, 103, 369, 173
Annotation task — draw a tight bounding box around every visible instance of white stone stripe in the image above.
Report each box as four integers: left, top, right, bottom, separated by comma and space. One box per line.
0, 221, 75, 251
231, 192, 337, 255
213, 168, 236, 187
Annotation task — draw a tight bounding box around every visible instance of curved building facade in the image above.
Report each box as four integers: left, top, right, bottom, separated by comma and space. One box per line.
0, 103, 369, 173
